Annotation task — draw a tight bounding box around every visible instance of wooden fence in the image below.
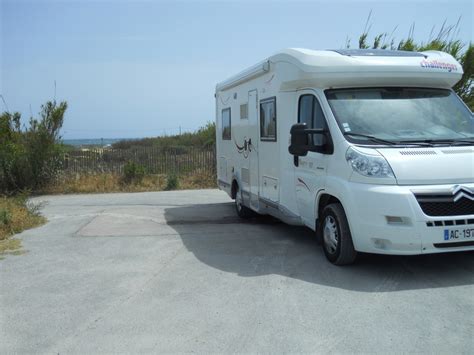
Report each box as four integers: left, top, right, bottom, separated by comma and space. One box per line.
61, 146, 216, 175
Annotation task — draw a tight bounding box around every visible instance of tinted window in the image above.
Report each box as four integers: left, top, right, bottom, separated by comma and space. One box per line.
260, 97, 276, 141
222, 108, 231, 140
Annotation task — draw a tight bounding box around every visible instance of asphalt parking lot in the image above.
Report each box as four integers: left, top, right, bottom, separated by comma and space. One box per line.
1, 189, 473, 353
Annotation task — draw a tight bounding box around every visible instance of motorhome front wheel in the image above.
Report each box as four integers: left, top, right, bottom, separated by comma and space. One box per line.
321, 203, 357, 265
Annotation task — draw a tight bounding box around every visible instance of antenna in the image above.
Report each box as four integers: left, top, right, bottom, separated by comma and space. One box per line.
54, 80, 57, 101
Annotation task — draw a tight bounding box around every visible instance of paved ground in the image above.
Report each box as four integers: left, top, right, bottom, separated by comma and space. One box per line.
1, 189, 473, 354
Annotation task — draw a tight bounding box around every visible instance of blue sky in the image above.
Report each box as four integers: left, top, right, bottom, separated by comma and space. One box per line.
1, 0, 472, 139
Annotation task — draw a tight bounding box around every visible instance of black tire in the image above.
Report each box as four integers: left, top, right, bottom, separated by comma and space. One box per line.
235, 186, 255, 219
320, 203, 357, 265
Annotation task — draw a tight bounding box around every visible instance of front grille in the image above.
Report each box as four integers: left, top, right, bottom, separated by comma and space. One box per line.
414, 191, 474, 217
418, 198, 474, 216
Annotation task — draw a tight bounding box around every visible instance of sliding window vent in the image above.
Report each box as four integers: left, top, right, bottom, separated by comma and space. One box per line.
240, 104, 248, 119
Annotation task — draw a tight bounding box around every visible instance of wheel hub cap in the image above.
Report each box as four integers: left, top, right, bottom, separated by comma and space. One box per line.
323, 216, 338, 254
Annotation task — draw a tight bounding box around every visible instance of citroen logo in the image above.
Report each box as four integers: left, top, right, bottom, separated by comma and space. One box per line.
452, 185, 474, 202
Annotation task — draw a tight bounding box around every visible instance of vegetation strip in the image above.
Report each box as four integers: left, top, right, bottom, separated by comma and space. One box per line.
0, 196, 46, 256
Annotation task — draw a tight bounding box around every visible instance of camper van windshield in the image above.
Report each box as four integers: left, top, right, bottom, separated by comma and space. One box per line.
326, 88, 474, 146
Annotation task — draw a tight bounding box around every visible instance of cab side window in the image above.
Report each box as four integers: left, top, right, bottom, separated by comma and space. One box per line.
298, 94, 327, 145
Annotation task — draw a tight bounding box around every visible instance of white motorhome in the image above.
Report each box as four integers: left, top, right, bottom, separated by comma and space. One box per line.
215, 48, 474, 265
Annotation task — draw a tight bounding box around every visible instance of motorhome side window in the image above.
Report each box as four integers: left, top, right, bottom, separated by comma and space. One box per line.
222, 108, 231, 140
298, 94, 326, 145
260, 97, 276, 141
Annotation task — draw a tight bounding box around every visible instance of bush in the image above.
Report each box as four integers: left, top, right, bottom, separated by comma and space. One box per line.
0, 101, 68, 193
165, 173, 179, 190
121, 161, 146, 185
0, 209, 11, 227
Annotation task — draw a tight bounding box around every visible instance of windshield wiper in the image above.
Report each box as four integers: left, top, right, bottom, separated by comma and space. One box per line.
398, 138, 474, 146
343, 132, 398, 145
343, 132, 434, 146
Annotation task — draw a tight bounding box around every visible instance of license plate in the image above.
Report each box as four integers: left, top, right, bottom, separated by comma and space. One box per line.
444, 228, 474, 241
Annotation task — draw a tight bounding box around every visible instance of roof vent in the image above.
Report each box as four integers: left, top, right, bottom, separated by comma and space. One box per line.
331, 49, 426, 57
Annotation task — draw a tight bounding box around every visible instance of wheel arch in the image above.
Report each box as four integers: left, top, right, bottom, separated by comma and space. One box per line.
316, 193, 342, 229
314, 182, 362, 253
230, 171, 242, 200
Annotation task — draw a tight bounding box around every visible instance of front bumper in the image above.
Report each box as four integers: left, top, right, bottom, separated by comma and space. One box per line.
343, 182, 474, 255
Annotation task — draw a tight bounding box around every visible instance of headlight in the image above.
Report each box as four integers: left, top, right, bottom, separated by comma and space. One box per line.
345, 147, 395, 178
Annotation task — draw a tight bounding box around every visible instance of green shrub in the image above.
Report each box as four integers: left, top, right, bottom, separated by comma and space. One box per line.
121, 161, 146, 185
0, 209, 11, 226
0, 101, 68, 194
165, 173, 179, 190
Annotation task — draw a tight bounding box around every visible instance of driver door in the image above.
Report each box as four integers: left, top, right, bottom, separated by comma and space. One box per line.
294, 90, 330, 228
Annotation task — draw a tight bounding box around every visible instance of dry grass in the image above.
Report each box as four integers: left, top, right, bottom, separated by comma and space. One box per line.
41, 170, 217, 194
0, 238, 24, 255
0, 196, 46, 257
0, 196, 46, 241
179, 169, 217, 190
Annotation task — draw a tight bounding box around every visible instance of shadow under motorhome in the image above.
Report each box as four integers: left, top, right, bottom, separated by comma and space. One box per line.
215, 48, 474, 265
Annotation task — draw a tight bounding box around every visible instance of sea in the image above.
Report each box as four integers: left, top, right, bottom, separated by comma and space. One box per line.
62, 138, 134, 147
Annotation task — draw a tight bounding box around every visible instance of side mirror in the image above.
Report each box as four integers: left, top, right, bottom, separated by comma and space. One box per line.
289, 123, 331, 156
288, 123, 309, 156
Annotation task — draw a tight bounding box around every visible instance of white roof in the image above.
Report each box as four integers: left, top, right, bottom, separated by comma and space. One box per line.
216, 48, 463, 91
